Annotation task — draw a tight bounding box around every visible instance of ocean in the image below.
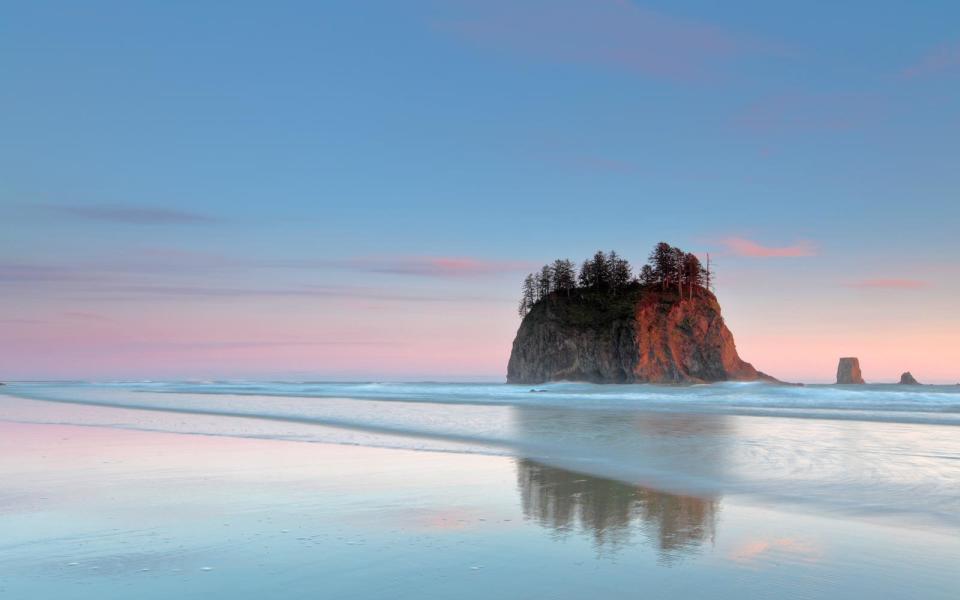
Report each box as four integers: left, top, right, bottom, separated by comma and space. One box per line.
3, 380, 958, 532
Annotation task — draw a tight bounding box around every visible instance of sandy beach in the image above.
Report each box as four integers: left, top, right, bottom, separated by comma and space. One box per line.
2, 416, 958, 599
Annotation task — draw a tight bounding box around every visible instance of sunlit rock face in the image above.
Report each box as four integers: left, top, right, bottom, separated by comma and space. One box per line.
899, 371, 920, 385
507, 286, 771, 384
836, 357, 865, 384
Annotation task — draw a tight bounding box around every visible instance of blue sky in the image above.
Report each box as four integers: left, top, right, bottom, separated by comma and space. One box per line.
2, 1, 959, 381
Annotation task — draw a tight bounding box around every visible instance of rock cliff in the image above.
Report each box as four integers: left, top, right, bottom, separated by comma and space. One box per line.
507, 286, 773, 384
836, 357, 865, 384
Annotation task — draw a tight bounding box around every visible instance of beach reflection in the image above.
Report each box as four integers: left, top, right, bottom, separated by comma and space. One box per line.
510, 406, 735, 487
516, 459, 719, 561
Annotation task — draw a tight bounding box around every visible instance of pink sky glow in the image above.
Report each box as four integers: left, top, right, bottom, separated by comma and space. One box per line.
3, 254, 959, 383
721, 237, 817, 258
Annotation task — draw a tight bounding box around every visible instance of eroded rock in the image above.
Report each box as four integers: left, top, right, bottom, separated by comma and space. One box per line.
836, 357, 865, 384
899, 371, 919, 385
507, 287, 774, 384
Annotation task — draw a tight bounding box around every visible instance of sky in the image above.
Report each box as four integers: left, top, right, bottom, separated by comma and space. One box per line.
2, 0, 959, 383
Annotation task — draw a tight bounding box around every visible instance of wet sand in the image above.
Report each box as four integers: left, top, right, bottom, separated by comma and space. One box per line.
1, 420, 958, 599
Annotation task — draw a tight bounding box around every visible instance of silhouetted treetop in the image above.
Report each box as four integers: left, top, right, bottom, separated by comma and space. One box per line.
517, 243, 712, 317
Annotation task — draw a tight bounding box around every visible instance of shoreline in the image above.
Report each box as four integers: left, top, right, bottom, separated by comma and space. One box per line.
3, 383, 960, 536
3, 412, 957, 535
2, 420, 959, 599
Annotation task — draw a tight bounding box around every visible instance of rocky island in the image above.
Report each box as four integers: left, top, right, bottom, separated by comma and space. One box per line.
899, 371, 920, 385
836, 357, 865, 384
507, 243, 775, 384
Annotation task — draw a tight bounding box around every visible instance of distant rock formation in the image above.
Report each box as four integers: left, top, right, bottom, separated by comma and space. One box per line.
836, 357, 865, 384
899, 371, 920, 385
507, 286, 776, 384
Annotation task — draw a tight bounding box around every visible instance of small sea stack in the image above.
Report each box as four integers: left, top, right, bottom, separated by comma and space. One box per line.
836, 357, 865, 384
899, 372, 920, 385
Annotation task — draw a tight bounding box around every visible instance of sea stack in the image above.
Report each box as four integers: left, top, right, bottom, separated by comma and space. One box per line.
507, 286, 773, 384
899, 371, 920, 385
836, 357, 865, 384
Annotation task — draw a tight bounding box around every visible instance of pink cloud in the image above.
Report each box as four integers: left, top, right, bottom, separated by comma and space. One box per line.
733, 93, 879, 135
39, 203, 218, 225
846, 278, 930, 290
902, 42, 960, 79
435, 0, 743, 81
722, 237, 816, 258
63, 311, 110, 321
343, 256, 536, 278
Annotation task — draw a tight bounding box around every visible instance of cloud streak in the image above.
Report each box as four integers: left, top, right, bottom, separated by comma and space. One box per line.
90, 283, 506, 302
0, 265, 512, 303
902, 42, 960, 79
62, 311, 110, 322
845, 278, 929, 290
1, 252, 533, 285
436, 0, 743, 81
115, 339, 406, 350
0, 264, 100, 283
733, 93, 879, 135
40, 203, 219, 225
337, 256, 535, 277
721, 237, 816, 258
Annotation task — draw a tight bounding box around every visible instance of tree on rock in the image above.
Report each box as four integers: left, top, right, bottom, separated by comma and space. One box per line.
551, 259, 576, 295
536, 265, 553, 300
649, 242, 675, 289
577, 259, 594, 289
682, 253, 705, 299
518, 273, 536, 316
639, 264, 656, 285
591, 250, 611, 289
516, 243, 712, 317
608, 251, 633, 292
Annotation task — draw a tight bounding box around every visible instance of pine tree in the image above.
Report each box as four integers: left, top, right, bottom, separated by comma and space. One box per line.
551, 259, 576, 295
639, 264, 655, 285
520, 243, 715, 315
519, 273, 536, 316
671, 246, 686, 297
703, 253, 712, 292
683, 253, 704, 298
649, 242, 674, 288
591, 250, 610, 289
538, 264, 553, 299
608, 250, 632, 292
578, 259, 594, 288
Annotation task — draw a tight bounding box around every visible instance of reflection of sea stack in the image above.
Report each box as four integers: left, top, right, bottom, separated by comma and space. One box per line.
836, 357, 865, 384
899, 371, 920, 385
515, 459, 717, 559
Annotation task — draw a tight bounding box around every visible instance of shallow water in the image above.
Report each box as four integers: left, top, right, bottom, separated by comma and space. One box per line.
2, 381, 959, 532
0, 421, 958, 600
